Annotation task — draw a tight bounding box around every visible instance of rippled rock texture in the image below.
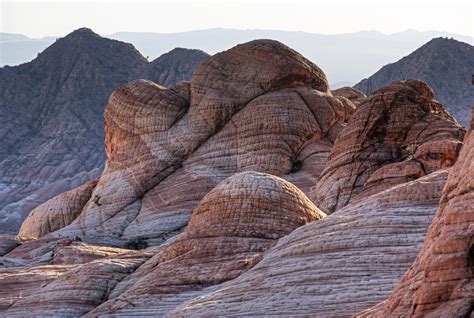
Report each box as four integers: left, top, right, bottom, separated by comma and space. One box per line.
0, 28, 209, 233
1, 39, 470, 317
314, 80, 464, 213
356, 107, 474, 318
170, 169, 449, 317
18, 39, 354, 247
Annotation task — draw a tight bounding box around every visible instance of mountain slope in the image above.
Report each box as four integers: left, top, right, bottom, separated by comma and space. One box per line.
0, 28, 209, 233
142, 48, 209, 87
354, 38, 474, 126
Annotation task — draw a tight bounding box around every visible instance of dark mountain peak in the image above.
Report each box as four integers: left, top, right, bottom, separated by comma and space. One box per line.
150, 47, 209, 63
167, 47, 209, 55
421, 37, 471, 49
65, 27, 100, 40
50, 27, 143, 57
23, 27, 146, 74
354, 37, 474, 127
144, 48, 209, 86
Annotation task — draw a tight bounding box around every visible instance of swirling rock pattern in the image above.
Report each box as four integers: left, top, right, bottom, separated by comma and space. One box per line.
2, 171, 323, 316
86, 171, 324, 316
313, 80, 464, 213
168, 169, 449, 317
19, 179, 98, 239
1, 40, 471, 317
25, 39, 352, 247
356, 107, 474, 317
1, 241, 151, 316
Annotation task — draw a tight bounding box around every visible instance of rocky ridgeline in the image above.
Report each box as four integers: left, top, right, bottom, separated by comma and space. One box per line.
355, 37, 474, 127
0, 28, 209, 233
0, 39, 472, 317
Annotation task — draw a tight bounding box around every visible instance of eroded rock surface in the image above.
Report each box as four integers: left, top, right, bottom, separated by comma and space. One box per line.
32, 39, 353, 247
19, 179, 98, 239
1, 171, 323, 316
331, 86, 366, 106
356, 107, 474, 318
86, 171, 324, 316
1, 39, 471, 317
1, 241, 151, 316
0, 28, 209, 233
313, 80, 464, 213
169, 169, 449, 317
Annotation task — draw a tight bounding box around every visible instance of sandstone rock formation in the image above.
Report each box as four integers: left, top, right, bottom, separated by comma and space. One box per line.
0, 28, 209, 233
331, 86, 366, 106
170, 169, 450, 317
355, 37, 474, 127
18, 179, 98, 240
1, 171, 324, 316
0, 239, 149, 315
356, 107, 474, 317
16, 39, 355, 247
313, 80, 464, 213
0, 39, 471, 317
86, 171, 324, 316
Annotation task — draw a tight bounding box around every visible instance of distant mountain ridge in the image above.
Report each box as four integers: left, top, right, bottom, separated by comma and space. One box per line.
0, 28, 209, 233
354, 37, 474, 127
1, 28, 472, 85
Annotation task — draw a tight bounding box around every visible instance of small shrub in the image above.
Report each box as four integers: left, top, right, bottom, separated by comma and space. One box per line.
125, 237, 148, 250
291, 160, 303, 173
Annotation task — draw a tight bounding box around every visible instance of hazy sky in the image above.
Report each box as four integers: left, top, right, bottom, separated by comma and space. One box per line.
1, 0, 473, 38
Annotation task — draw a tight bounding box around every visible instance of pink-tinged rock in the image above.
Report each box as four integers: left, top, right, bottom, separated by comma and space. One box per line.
313, 80, 464, 214
168, 169, 449, 317
34, 40, 350, 247
18, 179, 98, 239
85, 171, 324, 316
331, 86, 367, 106
356, 107, 474, 317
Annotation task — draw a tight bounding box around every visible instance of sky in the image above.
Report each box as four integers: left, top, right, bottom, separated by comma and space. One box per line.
1, 0, 473, 38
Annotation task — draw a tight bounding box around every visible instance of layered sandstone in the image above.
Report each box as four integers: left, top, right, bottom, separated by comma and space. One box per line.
19, 179, 98, 239
313, 80, 464, 213
331, 86, 366, 106
169, 169, 449, 317
2, 172, 324, 316
1, 39, 471, 317
356, 108, 474, 317
0, 28, 209, 233
1, 242, 151, 315
86, 171, 324, 316
18, 39, 355, 247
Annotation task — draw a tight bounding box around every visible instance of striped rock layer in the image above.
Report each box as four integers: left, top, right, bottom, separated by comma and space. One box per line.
20, 39, 353, 247
1, 40, 471, 317
356, 108, 474, 317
